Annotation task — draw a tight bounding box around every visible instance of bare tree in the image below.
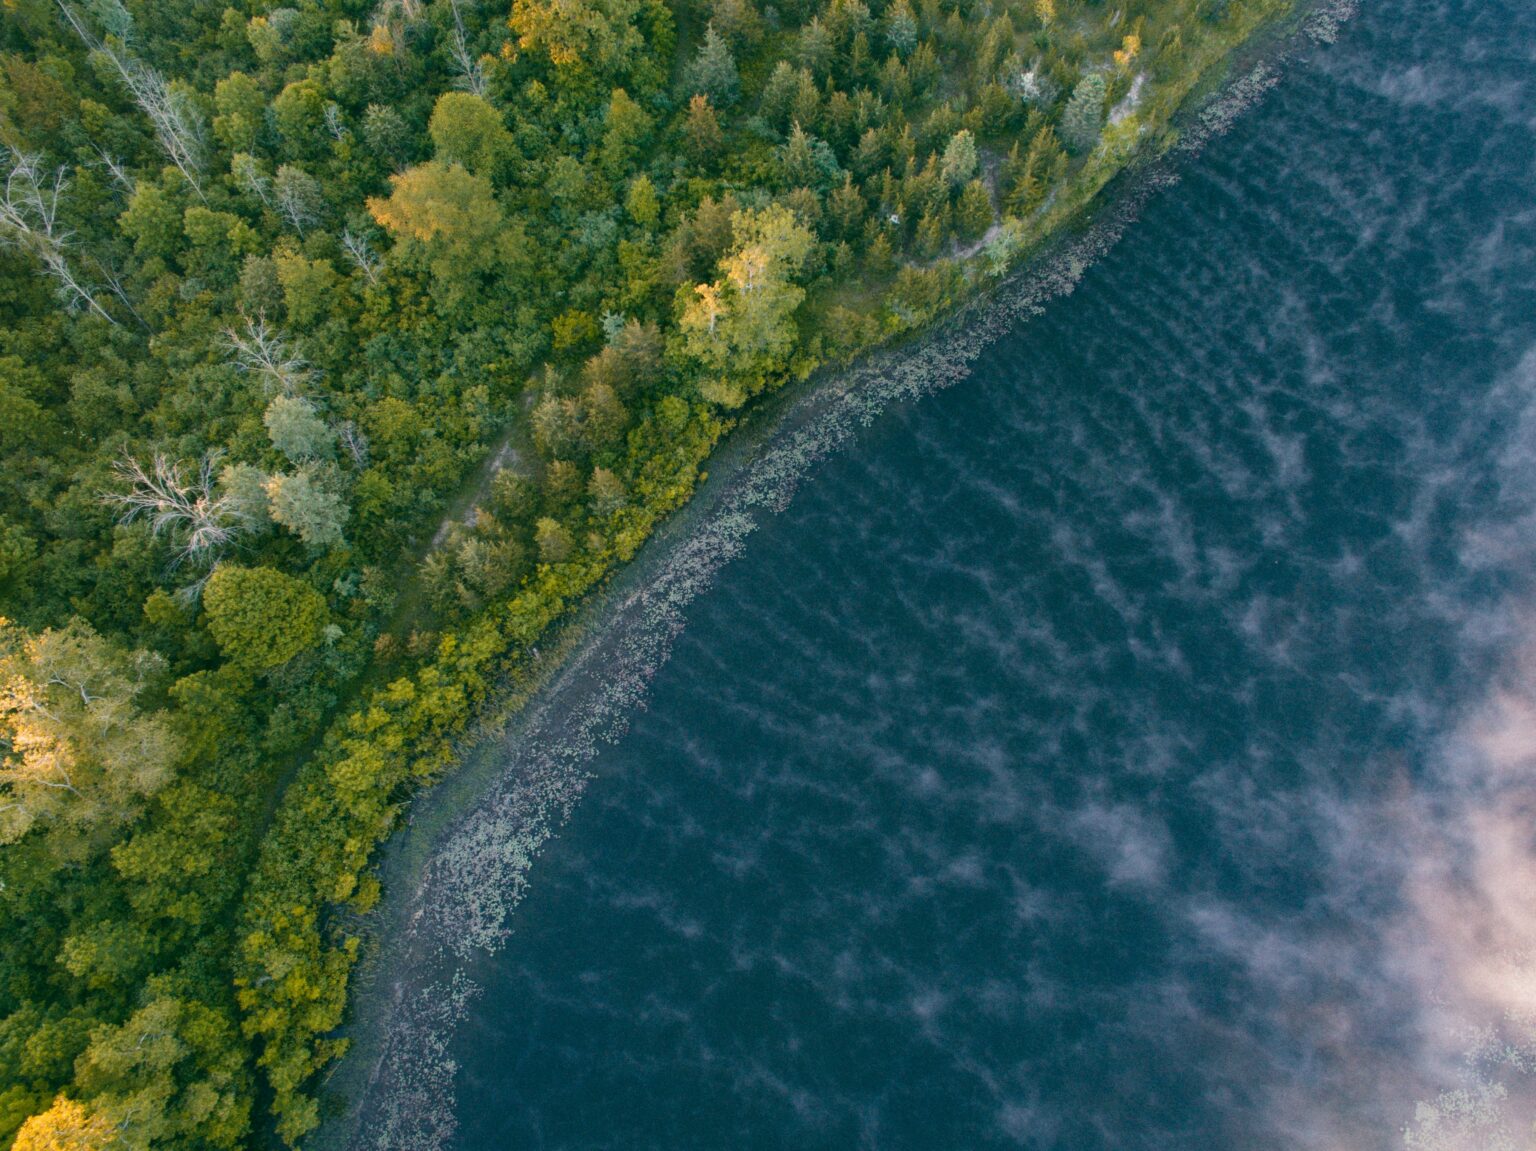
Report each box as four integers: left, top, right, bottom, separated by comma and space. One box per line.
0, 147, 116, 323
273, 164, 322, 235
368, 0, 424, 40
447, 0, 488, 97
340, 228, 383, 285
223, 315, 316, 394
337, 420, 371, 467
324, 102, 349, 142
93, 147, 136, 194
55, 0, 207, 200
103, 453, 240, 566
231, 153, 271, 206
83, 252, 147, 328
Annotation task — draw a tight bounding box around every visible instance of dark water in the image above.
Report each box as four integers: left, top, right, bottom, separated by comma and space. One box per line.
449, 4, 1536, 1148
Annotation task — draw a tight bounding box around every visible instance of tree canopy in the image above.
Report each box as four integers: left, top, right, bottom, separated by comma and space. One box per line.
202, 567, 327, 671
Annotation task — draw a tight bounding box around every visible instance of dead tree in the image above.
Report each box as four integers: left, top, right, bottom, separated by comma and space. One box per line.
447, 0, 488, 97
103, 453, 239, 567
340, 228, 383, 285
0, 148, 116, 323
55, 0, 207, 201
223, 315, 315, 394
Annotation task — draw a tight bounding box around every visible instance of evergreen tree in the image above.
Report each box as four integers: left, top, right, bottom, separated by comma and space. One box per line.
941, 129, 979, 187
684, 95, 724, 163
683, 25, 741, 107
957, 178, 993, 239
883, 0, 918, 57
1062, 74, 1108, 154
1006, 124, 1066, 214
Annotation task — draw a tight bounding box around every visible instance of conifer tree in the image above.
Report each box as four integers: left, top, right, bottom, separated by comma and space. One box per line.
1062, 74, 1108, 154
683, 25, 741, 107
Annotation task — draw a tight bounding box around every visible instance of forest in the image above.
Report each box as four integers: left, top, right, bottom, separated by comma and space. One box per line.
0, 0, 1288, 1145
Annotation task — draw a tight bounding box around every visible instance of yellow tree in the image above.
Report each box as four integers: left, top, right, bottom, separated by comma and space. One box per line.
11, 1096, 114, 1151
0, 619, 176, 851
679, 204, 814, 407
368, 160, 522, 289
509, 0, 646, 76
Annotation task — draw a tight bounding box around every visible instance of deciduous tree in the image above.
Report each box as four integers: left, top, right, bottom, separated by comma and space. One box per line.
11, 1095, 114, 1151
428, 92, 514, 178
509, 0, 647, 77
0, 619, 175, 848
264, 396, 336, 463
368, 160, 508, 283
202, 566, 328, 671
263, 468, 348, 549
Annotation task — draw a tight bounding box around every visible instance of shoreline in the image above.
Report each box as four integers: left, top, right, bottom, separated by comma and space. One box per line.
315, 4, 1356, 1145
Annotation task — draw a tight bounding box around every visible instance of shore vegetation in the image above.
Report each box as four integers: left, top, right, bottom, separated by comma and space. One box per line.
0, 0, 1291, 1143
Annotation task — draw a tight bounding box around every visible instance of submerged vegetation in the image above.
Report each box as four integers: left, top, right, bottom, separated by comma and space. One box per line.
0, 0, 1292, 1144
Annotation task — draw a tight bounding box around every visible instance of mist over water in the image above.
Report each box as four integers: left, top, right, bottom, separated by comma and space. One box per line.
425, 3, 1536, 1148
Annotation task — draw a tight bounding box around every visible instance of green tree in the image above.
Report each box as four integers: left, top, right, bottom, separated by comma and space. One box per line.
272, 249, 338, 329
588, 467, 626, 514
219, 464, 273, 530
1005, 123, 1065, 214
1061, 73, 1107, 153
74, 994, 250, 1149
796, 17, 834, 78
779, 123, 840, 189
956, 178, 992, 238
580, 381, 628, 451
428, 92, 514, 178
534, 517, 575, 563
531, 396, 582, 457
682, 25, 739, 107
362, 104, 413, 169
759, 61, 801, 130
212, 72, 264, 151
264, 396, 336, 463
272, 79, 328, 158
683, 94, 723, 164
264, 468, 348, 549
882, 0, 917, 56
625, 174, 659, 226
118, 182, 182, 260
202, 566, 328, 670
940, 128, 978, 187
827, 173, 866, 238
600, 88, 653, 178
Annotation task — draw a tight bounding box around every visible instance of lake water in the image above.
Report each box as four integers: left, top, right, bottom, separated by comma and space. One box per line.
385, 3, 1536, 1148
